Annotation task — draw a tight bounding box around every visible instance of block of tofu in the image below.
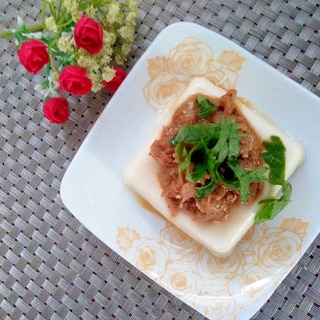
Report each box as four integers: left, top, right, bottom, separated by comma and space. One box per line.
123, 78, 305, 257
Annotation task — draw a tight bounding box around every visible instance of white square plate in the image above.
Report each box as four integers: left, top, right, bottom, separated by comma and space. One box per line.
61, 22, 320, 319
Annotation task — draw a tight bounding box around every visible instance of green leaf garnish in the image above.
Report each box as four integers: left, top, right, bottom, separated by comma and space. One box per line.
254, 136, 292, 224
227, 160, 268, 204
196, 97, 216, 118
171, 98, 292, 224
171, 113, 267, 201
171, 123, 220, 145
254, 182, 292, 224
195, 178, 219, 199
261, 136, 286, 185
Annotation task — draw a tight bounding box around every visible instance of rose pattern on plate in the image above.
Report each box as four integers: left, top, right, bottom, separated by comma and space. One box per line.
159, 222, 203, 263
117, 217, 308, 319
118, 37, 309, 319
143, 37, 245, 111
125, 238, 170, 279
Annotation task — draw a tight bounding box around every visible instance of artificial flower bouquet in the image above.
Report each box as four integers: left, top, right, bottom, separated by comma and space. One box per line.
2, 0, 139, 124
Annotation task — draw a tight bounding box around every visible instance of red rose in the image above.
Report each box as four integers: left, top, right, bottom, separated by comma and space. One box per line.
17, 39, 50, 74
59, 66, 92, 95
43, 97, 69, 124
103, 67, 127, 93
74, 14, 104, 54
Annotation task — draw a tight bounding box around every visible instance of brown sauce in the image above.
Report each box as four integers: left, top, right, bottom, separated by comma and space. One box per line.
237, 97, 277, 125
133, 191, 164, 219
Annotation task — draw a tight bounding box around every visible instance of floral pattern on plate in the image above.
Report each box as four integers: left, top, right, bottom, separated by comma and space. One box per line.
143, 36, 245, 111
117, 217, 308, 319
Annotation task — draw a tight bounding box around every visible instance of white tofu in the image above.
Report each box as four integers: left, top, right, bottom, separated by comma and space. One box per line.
123, 78, 305, 257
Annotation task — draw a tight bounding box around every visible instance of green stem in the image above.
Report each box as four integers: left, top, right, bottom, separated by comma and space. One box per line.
45, 62, 51, 83
1, 23, 44, 38
59, 9, 67, 22
1, 30, 15, 37
41, 1, 47, 26
57, 1, 63, 20
59, 18, 73, 29
49, 2, 57, 21
47, 23, 67, 73
48, 44, 57, 73
28, 24, 45, 33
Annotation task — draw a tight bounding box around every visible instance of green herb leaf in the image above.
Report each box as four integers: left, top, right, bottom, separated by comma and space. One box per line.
227, 160, 268, 203
227, 121, 244, 161
170, 123, 219, 145
196, 97, 216, 118
261, 136, 286, 185
190, 150, 208, 182
210, 117, 233, 163
254, 182, 292, 224
186, 141, 208, 182
254, 135, 292, 224
174, 143, 188, 172
195, 177, 219, 199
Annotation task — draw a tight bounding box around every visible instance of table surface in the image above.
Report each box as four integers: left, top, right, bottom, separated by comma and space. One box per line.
1, 1, 320, 319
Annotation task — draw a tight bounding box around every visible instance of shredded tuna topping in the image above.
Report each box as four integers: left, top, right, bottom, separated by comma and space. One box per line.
150, 90, 265, 223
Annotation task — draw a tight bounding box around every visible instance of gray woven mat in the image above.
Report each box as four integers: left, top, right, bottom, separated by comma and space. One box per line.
1, 0, 320, 319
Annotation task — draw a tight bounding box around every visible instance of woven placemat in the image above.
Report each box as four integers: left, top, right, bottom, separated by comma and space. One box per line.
1, 1, 319, 319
